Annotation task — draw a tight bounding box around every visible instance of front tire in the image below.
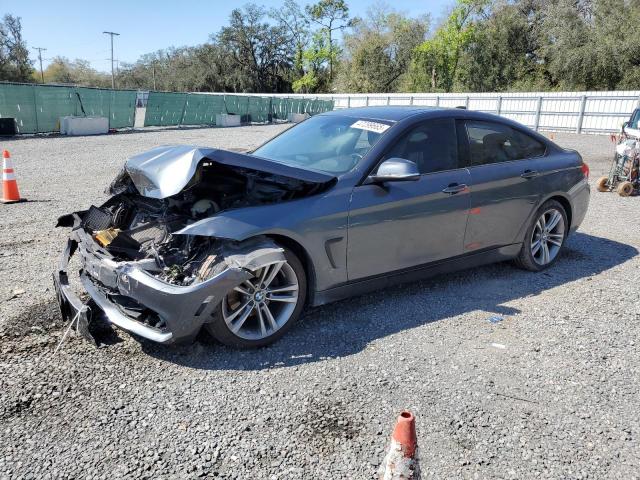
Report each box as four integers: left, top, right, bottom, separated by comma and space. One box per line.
205, 247, 307, 348
514, 200, 568, 272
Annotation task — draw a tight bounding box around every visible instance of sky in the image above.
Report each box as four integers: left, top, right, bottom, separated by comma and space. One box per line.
8, 0, 452, 73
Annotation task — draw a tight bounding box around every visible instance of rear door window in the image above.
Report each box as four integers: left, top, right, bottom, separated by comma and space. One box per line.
464, 120, 546, 166
383, 118, 460, 174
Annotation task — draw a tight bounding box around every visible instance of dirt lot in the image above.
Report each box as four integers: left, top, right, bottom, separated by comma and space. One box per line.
0, 126, 638, 479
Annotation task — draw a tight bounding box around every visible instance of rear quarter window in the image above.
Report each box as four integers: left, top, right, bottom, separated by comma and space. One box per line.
465, 120, 546, 166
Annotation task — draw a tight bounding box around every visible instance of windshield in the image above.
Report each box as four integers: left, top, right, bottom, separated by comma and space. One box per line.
252, 115, 391, 174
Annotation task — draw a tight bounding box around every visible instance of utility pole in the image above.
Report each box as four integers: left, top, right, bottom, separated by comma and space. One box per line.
33, 47, 47, 83
103, 31, 120, 89
151, 61, 157, 90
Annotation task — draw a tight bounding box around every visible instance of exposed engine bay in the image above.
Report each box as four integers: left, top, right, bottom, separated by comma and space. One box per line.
79, 158, 331, 286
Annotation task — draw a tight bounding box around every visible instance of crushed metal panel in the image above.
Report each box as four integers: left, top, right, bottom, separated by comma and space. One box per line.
125, 145, 215, 199
123, 145, 337, 200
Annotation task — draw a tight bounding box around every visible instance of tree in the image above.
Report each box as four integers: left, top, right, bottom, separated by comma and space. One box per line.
39, 56, 111, 87
306, 0, 351, 82
270, 0, 310, 78
0, 14, 33, 82
406, 0, 486, 93
337, 6, 429, 92
293, 31, 332, 92
217, 4, 295, 92
456, 1, 545, 92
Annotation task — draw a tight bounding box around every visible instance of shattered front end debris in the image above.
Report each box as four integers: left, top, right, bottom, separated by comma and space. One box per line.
53, 145, 333, 344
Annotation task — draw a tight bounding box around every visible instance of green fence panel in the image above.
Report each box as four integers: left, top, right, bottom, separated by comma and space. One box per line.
77, 87, 136, 129
33, 85, 77, 132
76, 87, 110, 119
181, 94, 226, 125
0, 83, 38, 133
311, 99, 324, 115
248, 96, 271, 123
109, 90, 137, 129
224, 95, 250, 121
144, 91, 187, 126
270, 97, 288, 120
288, 98, 303, 115
324, 99, 335, 112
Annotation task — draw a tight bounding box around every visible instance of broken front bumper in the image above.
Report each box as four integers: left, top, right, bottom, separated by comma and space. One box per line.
53, 216, 284, 344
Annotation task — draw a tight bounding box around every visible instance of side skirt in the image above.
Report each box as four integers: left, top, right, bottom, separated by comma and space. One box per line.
311, 243, 522, 307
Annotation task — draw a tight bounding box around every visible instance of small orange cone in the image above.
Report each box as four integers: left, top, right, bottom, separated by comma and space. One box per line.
378, 411, 420, 479
1, 150, 25, 204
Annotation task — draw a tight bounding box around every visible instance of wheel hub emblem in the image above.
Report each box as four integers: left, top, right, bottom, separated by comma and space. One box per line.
254, 291, 265, 303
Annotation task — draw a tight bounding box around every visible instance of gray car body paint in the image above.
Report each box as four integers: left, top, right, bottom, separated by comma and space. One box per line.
56, 107, 590, 344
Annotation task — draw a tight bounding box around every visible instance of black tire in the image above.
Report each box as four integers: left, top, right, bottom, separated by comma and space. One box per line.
205, 247, 307, 348
514, 200, 568, 272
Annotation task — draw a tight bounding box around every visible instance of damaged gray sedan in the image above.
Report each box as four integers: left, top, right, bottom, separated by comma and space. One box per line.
54, 107, 589, 348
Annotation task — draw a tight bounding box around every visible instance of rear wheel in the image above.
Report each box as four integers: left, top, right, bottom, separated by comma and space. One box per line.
514, 200, 567, 272
205, 247, 306, 348
596, 176, 609, 192
617, 181, 633, 197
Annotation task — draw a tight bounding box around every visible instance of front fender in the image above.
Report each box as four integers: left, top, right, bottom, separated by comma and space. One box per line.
175, 212, 278, 241
174, 191, 351, 293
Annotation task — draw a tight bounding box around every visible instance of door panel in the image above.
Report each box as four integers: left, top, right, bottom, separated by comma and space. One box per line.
464, 159, 541, 251
460, 119, 546, 251
347, 169, 471, 280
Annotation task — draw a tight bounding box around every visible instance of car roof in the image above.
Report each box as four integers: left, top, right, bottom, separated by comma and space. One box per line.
320, 105, 506, 123
321, 106, 448, 122
320, 105, 558, 150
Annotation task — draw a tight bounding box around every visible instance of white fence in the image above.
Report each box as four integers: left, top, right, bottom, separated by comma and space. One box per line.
244, 91, 640, 135
137, 90, 640, 134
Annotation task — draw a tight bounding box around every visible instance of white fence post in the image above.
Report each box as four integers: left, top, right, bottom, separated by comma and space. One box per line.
435, 96, 440, 107
576, 95, 587, 133
496, 95, 502, 115
534, 96, 543, 131
387, 96, 391, 105
366, 95, 369, 106
410, 96, 414, 105
465, 96, 470, 109
347, 96, 351, 108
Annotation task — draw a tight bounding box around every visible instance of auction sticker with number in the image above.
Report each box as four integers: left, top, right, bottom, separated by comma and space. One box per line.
350, 120, 390, 134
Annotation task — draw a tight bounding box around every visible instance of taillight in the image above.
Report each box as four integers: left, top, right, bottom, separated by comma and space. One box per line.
581, 162, 590, 179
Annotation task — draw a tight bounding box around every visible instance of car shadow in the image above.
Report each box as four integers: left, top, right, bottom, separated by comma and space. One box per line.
141, 232, 637, 370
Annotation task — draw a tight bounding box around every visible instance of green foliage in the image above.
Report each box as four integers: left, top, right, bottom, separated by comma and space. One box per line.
405, 0, 486, 92
5, 0, 638, 93
0, 14, 33, 82
305, 0, 351, 81
337, 6, 429, 92
41, 57, 111, 87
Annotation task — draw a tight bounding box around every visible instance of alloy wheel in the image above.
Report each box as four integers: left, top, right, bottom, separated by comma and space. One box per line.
221, 261, 299, 340
530, 208, 565, 266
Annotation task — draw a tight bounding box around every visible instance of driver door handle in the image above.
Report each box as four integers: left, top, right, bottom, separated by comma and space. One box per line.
442, 183, 468, 195
520, 170, 539, 179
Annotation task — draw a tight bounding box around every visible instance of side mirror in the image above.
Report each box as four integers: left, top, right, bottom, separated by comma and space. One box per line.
365, 158, 420, 185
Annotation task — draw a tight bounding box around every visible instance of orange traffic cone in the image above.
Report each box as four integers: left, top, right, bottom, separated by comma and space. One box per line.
1, 150, 25, 204
378, 411, 420, 479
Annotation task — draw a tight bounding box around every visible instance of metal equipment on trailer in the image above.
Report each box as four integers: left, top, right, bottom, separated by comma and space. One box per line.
597, 123, 640, 197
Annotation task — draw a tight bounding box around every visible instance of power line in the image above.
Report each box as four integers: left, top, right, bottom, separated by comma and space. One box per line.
33, 47, 47, 83
102, 31, 120, 88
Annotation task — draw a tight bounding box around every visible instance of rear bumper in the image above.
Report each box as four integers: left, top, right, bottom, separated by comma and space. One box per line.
569, 179, 590, 232
53, 216, 284, 344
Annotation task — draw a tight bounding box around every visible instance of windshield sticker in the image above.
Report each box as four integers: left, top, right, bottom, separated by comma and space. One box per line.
351, 120, 390, 134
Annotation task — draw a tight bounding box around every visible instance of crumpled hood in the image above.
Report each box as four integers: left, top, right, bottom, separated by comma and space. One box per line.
124, 145, 336, 199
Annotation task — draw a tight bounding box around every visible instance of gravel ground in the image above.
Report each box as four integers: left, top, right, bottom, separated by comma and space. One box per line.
0, 127, 638, 480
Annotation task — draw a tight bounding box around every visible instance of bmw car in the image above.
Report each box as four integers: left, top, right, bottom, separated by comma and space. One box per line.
54, 107, 590, 348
